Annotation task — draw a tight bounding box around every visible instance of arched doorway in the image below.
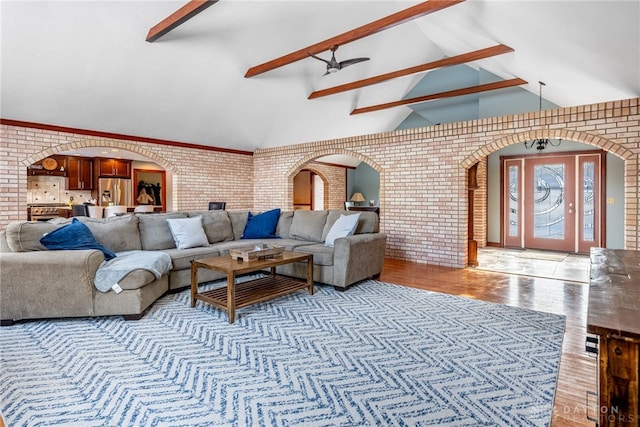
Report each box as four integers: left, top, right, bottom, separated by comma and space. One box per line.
290, 153, 382, 212
293, 169, 324, 210
466, 134, 627, 280
24, 144, 176, 218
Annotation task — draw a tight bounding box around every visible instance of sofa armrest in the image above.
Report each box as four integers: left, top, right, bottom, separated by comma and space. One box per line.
0, 250, 104, 321
332, 233, 387, 288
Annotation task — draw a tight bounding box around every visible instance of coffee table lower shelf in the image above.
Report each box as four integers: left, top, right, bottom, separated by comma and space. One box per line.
195, 275, 309, 312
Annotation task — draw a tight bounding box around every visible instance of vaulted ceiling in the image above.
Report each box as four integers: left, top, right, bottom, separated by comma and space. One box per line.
2, 1, 638, 154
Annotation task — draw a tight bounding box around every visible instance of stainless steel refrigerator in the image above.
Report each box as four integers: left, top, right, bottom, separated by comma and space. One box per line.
98, 178, 133, 206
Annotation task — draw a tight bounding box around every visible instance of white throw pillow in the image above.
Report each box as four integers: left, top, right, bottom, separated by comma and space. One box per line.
324, 213, 360, 247
166, 216, 209, 249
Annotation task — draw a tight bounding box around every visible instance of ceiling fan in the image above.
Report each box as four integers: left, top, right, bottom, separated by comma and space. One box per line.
309, 45, 370, 76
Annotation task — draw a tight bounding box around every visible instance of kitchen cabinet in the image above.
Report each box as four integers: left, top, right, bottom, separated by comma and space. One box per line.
96, 158, 131, 178
67, 157, 94, 190
587, 248, 639, 427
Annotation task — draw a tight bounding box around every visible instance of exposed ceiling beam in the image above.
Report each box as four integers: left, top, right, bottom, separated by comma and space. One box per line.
309, 44, 514, 99
351, 78, 527, 115
146, 0, 218, 43
244, 0, 465, 78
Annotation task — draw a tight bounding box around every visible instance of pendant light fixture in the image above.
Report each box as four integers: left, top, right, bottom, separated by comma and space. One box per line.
525, 81, 562, 151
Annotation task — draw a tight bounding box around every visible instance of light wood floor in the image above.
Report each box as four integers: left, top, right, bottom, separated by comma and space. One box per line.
379, 257, 596, 427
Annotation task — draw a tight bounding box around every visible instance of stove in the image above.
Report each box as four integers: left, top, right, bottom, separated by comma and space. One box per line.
28, 204, 66, 221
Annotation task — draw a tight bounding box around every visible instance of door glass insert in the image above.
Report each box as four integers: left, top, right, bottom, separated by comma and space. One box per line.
583, 162, 595, 241
533, 164, 565, 239
508, 165, 519, 237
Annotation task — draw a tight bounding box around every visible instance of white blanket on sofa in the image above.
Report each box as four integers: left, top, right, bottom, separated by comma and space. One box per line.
94, 250, 172, 293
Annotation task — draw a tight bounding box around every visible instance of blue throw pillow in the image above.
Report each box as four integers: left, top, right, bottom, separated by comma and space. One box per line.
242, 208, 281, 239
40, 218, 117, 260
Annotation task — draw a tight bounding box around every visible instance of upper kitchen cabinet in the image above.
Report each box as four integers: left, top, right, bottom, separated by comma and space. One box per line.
67, 157, 94, 190
96, 158, 131, 178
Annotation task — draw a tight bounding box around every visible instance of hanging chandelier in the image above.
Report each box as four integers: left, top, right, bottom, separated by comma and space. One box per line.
524, 81, 562, 151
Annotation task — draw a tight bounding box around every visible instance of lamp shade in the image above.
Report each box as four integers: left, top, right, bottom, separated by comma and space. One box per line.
350, 192, 365, 202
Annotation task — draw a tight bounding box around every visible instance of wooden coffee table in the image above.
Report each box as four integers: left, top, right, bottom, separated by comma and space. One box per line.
190, 251, 313, 323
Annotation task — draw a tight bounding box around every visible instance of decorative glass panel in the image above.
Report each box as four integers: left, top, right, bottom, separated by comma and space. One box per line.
533, 164, 565, 239
583, 162, 595, 241
508, 165, 519, 237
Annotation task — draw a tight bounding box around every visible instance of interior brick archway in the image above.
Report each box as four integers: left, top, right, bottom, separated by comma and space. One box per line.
462, 129, 637, 252
22, 139, 179, 172
287, 149, 384, 213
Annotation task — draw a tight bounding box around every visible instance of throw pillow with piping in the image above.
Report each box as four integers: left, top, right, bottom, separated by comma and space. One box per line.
40, 218, 117, 260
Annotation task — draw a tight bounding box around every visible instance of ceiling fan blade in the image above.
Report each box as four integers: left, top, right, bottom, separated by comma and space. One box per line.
339, 57, 370, 69
308, 53, 331, 66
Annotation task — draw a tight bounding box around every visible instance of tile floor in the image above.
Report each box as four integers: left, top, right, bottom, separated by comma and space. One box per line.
475, 247, 591, 283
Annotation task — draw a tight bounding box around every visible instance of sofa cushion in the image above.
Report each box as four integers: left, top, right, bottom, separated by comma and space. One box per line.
138, 212, 186, 250
321, 210, 379, 241
167, 216, 209, 249
293, 243, 334, 266
160, 247, 221, 270
275, 211, 294, 239
189, 211, 234, 243
324, 213, 360, 247
40, 218, 116, 260
242, 209, 281, 239
354, 211, 379, 234
290, 210, 329, 242
118, 269, 159, 291
5, 221, 60, 252
78, 215, 141, 252
227, 211, 248, 240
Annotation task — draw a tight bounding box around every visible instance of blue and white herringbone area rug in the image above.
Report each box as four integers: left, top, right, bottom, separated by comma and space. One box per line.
1, 280, 565, 427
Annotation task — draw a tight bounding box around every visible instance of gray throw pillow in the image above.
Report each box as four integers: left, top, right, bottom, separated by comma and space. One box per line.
166, 216, 209, 249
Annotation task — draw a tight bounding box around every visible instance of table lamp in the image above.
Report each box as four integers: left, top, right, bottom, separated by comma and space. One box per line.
350, 192, 365, 206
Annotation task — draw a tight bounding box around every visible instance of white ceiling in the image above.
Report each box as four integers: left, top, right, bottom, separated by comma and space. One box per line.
2, 1, 639, 158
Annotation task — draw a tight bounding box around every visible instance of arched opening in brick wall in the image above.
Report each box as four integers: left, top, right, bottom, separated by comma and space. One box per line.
293, 167, 329, 210
462, 129, 634, 258
287, 150, 383, 214
21, 140, 179, 212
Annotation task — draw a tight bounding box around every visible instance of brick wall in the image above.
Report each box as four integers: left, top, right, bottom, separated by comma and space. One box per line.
1, 98, 638, 268
253, 98, 639, 267
0, 126, 255, 228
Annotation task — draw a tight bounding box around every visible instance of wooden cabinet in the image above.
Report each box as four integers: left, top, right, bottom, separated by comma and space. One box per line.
347, 206, 380, 215
67, 157, 94, 190
587, 248, 640, 427
96, 158, 131, 178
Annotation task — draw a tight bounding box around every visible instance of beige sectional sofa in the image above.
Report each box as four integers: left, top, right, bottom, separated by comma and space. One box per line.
0, 209, 386, 325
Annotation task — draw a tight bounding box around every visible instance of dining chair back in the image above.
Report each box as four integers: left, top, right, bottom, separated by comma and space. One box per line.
104, 205, 128, 218
72, 204, 89, 217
